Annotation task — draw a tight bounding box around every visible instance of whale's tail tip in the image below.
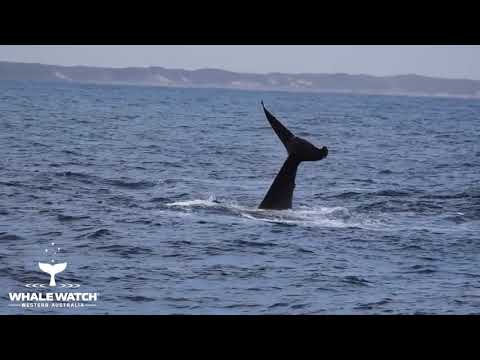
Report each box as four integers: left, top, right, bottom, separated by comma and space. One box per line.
291, 138, 328, 162
261, 101, 295, 152
313, 145, 328, 161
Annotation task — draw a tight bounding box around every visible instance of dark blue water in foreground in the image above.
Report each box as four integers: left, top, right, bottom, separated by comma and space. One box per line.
1, 81, 479, 314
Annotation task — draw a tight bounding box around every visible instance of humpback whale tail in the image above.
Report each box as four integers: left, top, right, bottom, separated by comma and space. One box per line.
259, 101, 328, 210
261, 101, 328, 162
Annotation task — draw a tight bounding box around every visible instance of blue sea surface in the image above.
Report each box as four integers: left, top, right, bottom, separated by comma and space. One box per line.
0, 81, 479, 314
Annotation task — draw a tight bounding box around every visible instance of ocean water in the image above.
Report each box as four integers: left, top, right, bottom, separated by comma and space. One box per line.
1, 80, 479, 314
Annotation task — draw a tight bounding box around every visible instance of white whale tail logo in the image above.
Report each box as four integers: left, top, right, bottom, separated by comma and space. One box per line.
39, 262, 67, 286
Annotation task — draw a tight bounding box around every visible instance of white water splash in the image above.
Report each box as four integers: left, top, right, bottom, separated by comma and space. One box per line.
166, 194, 219, 207
165, 196, 382, 229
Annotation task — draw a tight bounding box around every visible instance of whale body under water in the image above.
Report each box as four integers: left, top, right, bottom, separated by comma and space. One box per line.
258, 101, 328, 210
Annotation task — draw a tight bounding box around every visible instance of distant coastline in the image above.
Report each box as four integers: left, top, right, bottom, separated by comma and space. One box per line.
1, 61, 480, 99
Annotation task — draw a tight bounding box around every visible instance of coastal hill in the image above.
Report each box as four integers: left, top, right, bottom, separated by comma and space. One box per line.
1, 61, 479, 98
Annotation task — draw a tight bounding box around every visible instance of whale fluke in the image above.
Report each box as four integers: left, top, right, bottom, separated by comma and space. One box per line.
261, 101, 294, 153
259, 102, 328, 210
39, 262, 67, 287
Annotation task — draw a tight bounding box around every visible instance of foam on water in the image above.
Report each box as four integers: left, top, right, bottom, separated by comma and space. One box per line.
166, 196, 380, 229
166, 196, 220, 208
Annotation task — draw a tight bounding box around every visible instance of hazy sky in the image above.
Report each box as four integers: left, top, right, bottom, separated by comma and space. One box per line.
1, 45, 479, 80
